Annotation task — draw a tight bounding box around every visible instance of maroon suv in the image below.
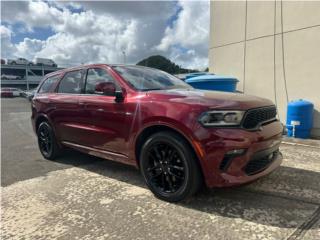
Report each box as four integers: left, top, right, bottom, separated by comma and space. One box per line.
32, 64, 283, 202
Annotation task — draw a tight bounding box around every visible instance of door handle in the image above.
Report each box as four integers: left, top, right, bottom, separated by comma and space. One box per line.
79, 102, 88, 109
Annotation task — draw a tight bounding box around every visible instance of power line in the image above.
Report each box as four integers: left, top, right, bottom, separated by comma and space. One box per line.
242, 0, 248, 93
281, 0, 290, 104
210, 24, 320, 50
273, 0, 277, 106
273, 0, 281, 122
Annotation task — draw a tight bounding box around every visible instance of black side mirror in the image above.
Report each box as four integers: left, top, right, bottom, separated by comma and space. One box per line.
115, 90, 124, 103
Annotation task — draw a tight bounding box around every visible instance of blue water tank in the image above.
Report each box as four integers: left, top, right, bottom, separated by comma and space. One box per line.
286, 100, 314, 139
186, 75, 239, 92
185, 72, 210, 79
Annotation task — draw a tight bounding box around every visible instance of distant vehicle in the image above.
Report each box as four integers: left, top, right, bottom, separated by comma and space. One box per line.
1, 74, 22, 80
1, 59, 5, 64
7, 58, 33, 66
21, 88, 37, 101
35, 58, 57, 67
0, 88, 21, 98
0, 88, 13, 98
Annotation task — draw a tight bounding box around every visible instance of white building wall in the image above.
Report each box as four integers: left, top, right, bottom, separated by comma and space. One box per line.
209, 0, 320, 138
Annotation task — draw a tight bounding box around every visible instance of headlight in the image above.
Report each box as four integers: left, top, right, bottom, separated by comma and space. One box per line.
198, 110, 245, 127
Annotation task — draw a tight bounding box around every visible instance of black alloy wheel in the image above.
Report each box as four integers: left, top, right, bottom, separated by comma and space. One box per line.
140, 131, 202, 202
37, 122, 61, 160
147, 143, 186, 193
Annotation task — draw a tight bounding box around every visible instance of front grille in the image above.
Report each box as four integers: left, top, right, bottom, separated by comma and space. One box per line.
242, 106, 277, 129
244, 150, 279, 175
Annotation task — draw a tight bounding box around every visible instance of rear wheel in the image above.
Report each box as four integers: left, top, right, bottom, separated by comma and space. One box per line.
140, 131, 202, 202
37, 122, 61, 160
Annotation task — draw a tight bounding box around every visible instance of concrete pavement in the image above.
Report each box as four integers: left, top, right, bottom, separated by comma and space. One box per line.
1, 98, 320, 240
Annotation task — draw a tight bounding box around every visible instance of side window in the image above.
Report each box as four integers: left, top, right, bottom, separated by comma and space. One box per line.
85, 68, 115, 94
38, 75, 60, 93
58, 70, 84, 94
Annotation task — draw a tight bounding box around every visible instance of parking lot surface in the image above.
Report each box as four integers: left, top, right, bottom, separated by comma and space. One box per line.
1, 98, 320, 240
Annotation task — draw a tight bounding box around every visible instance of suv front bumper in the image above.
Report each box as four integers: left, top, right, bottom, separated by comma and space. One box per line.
194, 120, 283, 188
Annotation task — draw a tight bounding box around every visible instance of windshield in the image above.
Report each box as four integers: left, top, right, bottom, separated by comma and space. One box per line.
112, 66, 191, 91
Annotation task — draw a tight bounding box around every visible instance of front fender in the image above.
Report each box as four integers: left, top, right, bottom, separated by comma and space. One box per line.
130, 117, 207, 176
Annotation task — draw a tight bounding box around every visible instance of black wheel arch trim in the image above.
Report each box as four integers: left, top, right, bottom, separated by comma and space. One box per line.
35, 114, 62, 147
134, 122, 206, 180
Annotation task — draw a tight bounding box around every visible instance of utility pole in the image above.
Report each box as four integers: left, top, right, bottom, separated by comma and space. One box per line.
25, 64, 29, 90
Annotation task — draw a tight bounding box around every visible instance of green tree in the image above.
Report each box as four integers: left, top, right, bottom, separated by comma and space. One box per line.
136, 55, 198, 74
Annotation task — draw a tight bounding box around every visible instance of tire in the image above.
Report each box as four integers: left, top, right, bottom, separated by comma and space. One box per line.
37, 121, 62, 160
140, 131, 202, 202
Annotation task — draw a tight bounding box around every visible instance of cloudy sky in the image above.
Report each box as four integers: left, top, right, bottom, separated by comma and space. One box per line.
1, 0, 209, 70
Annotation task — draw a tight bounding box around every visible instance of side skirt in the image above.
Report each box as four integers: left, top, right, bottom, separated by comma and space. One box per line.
61, 141, 136, 167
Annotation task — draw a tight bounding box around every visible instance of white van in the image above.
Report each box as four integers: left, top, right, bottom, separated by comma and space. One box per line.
35, 58, 57, 67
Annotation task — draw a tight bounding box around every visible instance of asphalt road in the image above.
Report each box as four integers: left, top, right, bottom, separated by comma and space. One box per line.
1, 98, 320, 240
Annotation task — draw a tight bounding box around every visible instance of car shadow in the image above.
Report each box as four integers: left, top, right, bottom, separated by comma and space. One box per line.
54, 149, 320, 230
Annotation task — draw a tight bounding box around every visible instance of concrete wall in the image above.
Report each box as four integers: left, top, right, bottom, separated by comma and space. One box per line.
209, 1, 320, 138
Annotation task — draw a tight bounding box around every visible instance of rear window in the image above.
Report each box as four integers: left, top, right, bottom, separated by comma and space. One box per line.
38, 75, 60, 93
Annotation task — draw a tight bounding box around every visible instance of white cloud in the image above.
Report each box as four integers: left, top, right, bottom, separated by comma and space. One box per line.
156, 1, 210, 69
0, 25, 12, 38
0, 25, 17, 59
75, 1, 175, 19
2, 1, 64, 31
16, 38, 45, 59
1, 1, 210, 69
157, 1, 209, 51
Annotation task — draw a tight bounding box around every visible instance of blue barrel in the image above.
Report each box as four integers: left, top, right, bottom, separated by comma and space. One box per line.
286, 100, 314, 139
186, 75, 239, 92
185, 72, 210, 79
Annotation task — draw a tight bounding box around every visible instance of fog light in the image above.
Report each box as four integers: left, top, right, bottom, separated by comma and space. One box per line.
220, 149, 246, 171
226, 149, 246, 156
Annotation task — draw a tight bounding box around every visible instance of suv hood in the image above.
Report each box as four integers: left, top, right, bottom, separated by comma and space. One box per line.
147, 89, 274, 110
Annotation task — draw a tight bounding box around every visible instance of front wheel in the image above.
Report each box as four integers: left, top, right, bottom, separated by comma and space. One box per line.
140, 131, 202, 202
37, 122, 61, 160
